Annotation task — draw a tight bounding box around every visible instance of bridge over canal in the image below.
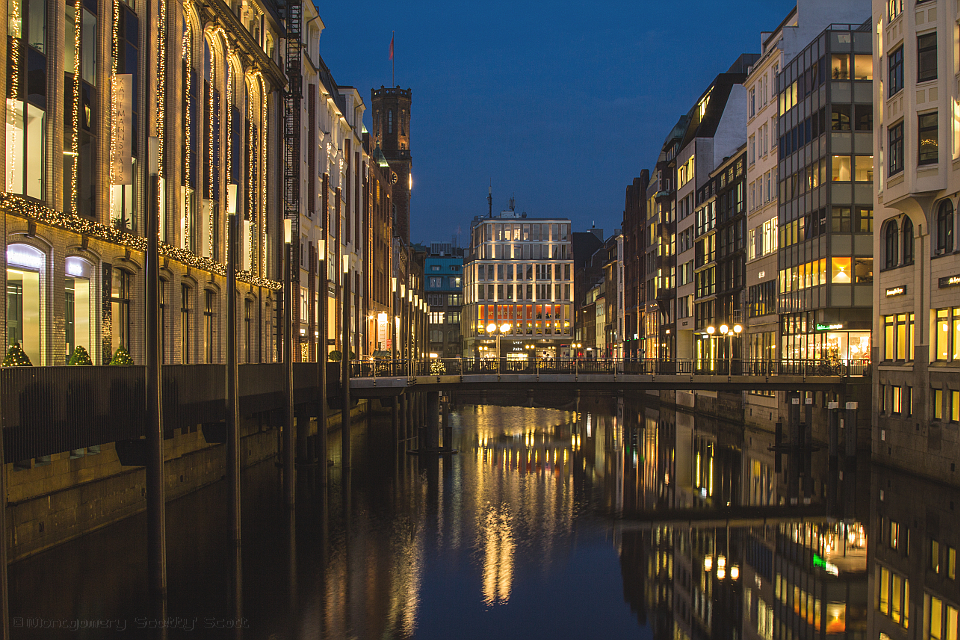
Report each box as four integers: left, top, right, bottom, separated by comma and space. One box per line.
349, 358, 870, 452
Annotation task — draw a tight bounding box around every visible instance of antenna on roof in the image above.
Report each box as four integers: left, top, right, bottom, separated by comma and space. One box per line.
488, 180, 492, 218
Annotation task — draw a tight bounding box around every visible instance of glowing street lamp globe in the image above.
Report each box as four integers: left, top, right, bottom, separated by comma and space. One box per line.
486, 323, 497, 334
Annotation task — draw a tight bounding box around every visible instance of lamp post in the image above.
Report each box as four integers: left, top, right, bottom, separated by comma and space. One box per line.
317, 238, 328, 481
225, 182, 240, 545
342, 254, 351, 469
144, 136, 166, 597
707, 324, 743, 374
485, 322, 511, 374
282, 217, 295, 506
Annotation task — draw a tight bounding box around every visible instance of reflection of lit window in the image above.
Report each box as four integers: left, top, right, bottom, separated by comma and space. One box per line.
826, 602, 846, 633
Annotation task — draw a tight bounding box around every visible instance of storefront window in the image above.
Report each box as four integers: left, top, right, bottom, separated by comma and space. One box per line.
6, 244, 43, 365
937, 308, 950, 360
111, 269, 132, 357
65, 257, 93, 363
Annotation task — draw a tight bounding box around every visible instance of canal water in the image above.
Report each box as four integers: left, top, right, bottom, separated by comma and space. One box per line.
6, 396, 947, 639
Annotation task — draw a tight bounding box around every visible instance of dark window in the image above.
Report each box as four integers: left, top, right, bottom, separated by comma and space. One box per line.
832, 105, 851, 131
181, 284, 191, 363
901, 216, 914, 264
889, 46, 903, 96
885, 220, 899, 269
918, 112, 938, 165
937, 200, 955, 254
832, 206, 852, 233
204, 290, 216, 363
918, 32, 937, 83
159, 280, 166, 363
855, 105, 873, 131
889, 122, 904, 175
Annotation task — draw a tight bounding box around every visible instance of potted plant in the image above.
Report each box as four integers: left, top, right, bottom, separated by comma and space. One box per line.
109, 345, 134, 365
1, 342, 31, 367
68, 345, 93, 365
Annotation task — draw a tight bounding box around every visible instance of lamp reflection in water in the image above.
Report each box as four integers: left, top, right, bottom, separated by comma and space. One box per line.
481, 504, 515, 606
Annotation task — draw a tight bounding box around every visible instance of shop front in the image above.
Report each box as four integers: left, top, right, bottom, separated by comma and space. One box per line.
780, 314, 870, 362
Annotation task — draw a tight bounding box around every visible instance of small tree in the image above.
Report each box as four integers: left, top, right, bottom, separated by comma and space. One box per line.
109, 345, 134, 365
68, 345, 93, 365
2, 342, 32, 367
328, 350, 342, 362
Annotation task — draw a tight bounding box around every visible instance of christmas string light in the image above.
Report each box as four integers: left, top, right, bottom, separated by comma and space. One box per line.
0, 193, 282, 290
6, 0, 21, 192
157, 0, 166, 180
259, 73, 267, 277
110, 0, 120, 196
70, 0, 82, 212
182, 12, 192, 250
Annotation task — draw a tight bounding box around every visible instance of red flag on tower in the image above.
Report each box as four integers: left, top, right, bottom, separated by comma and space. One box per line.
389, 34, 394, 61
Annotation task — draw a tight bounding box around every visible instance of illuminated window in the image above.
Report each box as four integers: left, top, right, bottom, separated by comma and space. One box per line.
831, 257, 852, 283
831, 156, 851, 181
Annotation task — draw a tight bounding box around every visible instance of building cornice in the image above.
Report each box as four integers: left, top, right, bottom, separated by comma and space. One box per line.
200, 0, 286, 90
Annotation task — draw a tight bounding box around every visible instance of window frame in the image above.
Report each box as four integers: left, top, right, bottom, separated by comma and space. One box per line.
889, 121, 904, 175
888, 45, 904, 96
918, 111, 939, 166
917, 31, 938, 83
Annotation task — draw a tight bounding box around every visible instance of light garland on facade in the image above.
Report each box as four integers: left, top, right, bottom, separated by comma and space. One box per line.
6, 0, 21, 192
259, 73, 267, 277
157, 0, 166, 184
182, 14, 192, 250
69, 0, 82, 211
0, 194, 282, 290
109, 0, 120, 194
206, 34, 215, 258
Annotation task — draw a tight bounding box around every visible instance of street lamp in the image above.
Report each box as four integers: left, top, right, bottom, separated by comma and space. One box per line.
707, 323, 743, 374
485, 322, 511, 373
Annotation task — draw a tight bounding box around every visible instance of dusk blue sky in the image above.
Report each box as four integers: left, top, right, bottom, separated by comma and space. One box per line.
316, 0, 797, 246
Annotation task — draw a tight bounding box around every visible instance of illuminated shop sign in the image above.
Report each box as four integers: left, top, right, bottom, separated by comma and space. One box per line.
885, 286, 906, 297
815, 323, 844, 331
939, 275, 960, 288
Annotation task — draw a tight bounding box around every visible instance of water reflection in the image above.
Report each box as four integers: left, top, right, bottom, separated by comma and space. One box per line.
9, 397, 960, 639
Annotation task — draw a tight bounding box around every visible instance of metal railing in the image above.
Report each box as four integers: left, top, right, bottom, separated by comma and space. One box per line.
350, 357, 871, 379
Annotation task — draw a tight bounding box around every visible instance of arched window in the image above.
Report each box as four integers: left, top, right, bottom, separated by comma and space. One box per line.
937, 199, 955, 255
884, 219, 899, 269
7, 244, 46, 365
901, 216, 914, 265
65, 257, 95, 363
183, 14, 200, 251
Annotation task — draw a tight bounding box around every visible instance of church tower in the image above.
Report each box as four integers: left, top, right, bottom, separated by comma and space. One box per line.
371, 86, 412, 245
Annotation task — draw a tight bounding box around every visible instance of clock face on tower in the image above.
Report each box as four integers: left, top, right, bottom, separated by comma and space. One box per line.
391, 172, 399, 185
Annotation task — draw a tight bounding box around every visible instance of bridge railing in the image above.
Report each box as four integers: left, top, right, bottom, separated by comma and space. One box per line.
349, 357, 870, 378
